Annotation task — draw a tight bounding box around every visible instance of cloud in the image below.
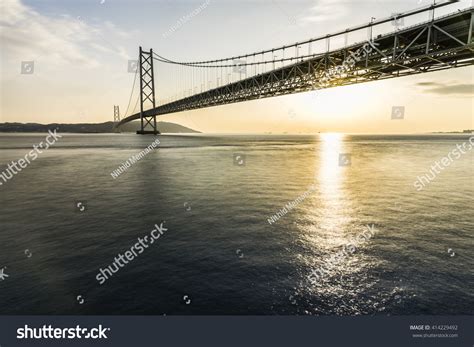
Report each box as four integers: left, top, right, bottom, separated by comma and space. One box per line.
0, 0, 130, 69
416, 82, 440, 87
417, 81, 473, 95
300, 0, 348, 23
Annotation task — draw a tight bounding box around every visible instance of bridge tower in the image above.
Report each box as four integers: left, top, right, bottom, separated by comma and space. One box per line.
137, 46, 159, 135
113, 105, 120, 133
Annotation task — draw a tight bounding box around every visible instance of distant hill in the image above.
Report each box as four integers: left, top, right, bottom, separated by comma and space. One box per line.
0, 121, 200, 134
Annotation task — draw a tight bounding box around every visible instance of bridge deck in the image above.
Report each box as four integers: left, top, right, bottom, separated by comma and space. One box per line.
118, 7, 474, 128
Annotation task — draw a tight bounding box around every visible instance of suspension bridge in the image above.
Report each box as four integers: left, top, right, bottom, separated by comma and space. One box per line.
115, 1, 474, 134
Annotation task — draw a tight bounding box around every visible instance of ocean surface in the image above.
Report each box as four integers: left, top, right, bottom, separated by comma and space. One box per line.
0, 133, 472, 315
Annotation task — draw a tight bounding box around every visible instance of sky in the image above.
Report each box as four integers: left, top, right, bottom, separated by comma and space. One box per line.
0, 0, 473, 133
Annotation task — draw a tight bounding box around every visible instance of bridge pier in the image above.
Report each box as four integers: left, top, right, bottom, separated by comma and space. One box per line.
136, 129, 160, 135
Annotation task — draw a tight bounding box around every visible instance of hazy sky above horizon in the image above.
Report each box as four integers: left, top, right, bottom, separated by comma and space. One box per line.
1, 0, 473, 133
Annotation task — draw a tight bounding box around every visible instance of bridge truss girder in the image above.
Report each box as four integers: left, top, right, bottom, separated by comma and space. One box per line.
118, 8, 474, 127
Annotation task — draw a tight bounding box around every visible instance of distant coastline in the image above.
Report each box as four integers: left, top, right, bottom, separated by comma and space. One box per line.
0, 122, 471, 135
432, 130, 473, 134
0, 121, 200, 134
